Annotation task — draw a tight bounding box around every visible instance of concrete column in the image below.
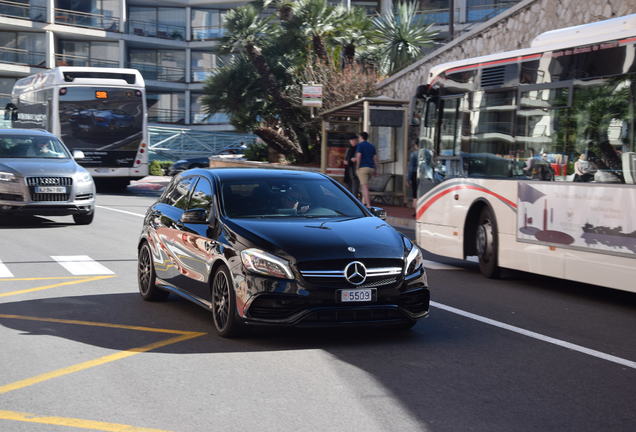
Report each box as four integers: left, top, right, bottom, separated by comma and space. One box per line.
118, 39, 126, 68
456, 0, 467, 24
119, 0, 126, 33
380, 0, 393, 16
185, 89, 191, 125
185, 48, 191, 84
45, 30, 55, 68
185, 6, 192, 42
46, 0, 54, 24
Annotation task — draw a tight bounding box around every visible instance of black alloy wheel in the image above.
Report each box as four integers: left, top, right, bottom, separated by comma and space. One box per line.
137, 242, 168, 301
211, 265, 243, 338
475, 207, 501, 278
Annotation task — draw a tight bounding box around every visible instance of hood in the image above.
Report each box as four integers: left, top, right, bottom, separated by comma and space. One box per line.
224, 216, 407, 262
0, 158, 81, 177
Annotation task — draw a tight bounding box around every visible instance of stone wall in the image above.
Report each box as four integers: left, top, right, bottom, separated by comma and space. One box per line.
378, 0, 636, 103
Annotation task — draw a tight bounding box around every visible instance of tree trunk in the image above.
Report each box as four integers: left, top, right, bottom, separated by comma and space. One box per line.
312, 34, 328, 63
344, 44, 355, 65
254, 126, 301, 157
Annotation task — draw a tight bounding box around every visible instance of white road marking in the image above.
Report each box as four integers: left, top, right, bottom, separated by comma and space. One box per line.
0, 260, 14, 278
51, 256, 115, 276
422, 260, 462, 270
431, 301, 636, 370
96, 205, 145, 218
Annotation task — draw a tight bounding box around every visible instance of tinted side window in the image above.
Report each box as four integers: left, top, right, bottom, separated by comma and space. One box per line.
188, 177, 214, 217
165, 177, 196, 209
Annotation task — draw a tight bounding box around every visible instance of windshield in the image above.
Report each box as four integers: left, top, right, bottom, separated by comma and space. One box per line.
0, 135, 70, 159
221, 177, 366, 219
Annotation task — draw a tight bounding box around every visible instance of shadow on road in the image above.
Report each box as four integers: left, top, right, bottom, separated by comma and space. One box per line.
0, 215, 74, 229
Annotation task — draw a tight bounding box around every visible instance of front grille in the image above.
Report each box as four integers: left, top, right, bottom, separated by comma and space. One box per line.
248, 295, 308, 320
359, 277, 398, 289
302, 308, 404, 323
297, 258, 403, 271
0, 193, 23, 202
75, 193, 94, 200
298, 258, 403, 288
26, 177, 72, 202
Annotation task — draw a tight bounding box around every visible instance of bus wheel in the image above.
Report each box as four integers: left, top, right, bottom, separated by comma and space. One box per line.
476, 207, 501, 279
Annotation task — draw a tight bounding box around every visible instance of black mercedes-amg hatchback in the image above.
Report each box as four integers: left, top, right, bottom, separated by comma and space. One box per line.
137, 168, 429, 337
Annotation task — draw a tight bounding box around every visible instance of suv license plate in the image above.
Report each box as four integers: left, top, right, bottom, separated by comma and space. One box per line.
340, 289, 373, 302
35, 186, 66, 193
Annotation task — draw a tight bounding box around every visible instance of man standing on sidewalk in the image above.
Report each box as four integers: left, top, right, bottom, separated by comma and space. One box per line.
355, 131, 378, 208
343, 134, 359, 197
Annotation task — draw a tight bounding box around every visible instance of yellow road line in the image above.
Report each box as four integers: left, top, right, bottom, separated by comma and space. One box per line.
0, 276, 89, 281
0, 331, 205, 395
0, 314, 198, 335
0, 275, 115, 298
0, 409, 172, 432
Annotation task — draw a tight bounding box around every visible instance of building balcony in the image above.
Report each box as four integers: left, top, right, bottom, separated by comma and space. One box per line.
0, 46, 46, 67
414, 8, 453, 25
0, 0, 46, 22
130, 63, 185, 82
467, 1, 519, 22
127, 19, 185, 40
148, 107, 185, 124
55, 53, 118, 68
54, 8, 119, 31
191, 26, 224, 41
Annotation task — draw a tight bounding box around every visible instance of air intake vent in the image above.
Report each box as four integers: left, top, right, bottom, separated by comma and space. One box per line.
480, 66, 506, 87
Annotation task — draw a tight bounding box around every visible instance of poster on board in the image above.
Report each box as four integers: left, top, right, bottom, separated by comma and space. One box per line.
516, 182, 636, 257
376, 126, 393, 162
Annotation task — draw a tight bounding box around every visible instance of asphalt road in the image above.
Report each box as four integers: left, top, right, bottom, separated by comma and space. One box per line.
0, 192, 634, 432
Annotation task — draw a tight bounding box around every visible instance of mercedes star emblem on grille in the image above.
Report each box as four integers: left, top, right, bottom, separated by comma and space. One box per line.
344, 261, 367, 285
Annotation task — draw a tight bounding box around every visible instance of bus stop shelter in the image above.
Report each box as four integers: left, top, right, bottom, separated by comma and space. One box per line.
320, 96, 410, 205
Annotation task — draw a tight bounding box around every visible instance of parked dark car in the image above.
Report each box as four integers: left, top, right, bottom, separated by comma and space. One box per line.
137, 168, 429, 337
167, 144, 248, 176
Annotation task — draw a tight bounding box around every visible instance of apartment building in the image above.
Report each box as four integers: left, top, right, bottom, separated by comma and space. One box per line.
0, 0, 520, 132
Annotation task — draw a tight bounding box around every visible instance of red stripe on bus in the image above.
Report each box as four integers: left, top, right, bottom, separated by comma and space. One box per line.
443, 53, 542, 75
416, 184, 517, 220
619, 37, 636, 44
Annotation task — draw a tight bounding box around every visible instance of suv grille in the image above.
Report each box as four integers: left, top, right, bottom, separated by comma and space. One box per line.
26, 177, 73, 202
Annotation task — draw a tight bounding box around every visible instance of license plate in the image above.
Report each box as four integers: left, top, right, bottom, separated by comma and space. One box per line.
340, 289, 373, 302
35, 186, 66, 193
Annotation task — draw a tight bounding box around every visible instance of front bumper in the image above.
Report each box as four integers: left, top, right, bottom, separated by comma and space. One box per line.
235, 268, 430, 327
0, 181, 95, 216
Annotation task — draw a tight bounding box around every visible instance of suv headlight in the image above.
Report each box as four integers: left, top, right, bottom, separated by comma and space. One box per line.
241, 248, 294, 279
0, 172, 18, 183
76, 172, 93, 184
404, 245, 424, 276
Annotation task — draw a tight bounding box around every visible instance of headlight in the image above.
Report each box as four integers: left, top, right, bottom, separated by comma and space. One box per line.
404, 245, 424, 276
241, 248, 294, 279
76, 172, 93, 184
0, 172, 17, 182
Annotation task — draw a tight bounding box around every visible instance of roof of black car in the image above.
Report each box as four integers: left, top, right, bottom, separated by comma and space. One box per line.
207, 168, 325, 180
0, 128, 54, 136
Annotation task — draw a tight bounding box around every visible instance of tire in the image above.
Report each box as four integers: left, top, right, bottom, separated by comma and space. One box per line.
475, 206, 501, 278
137, 242, 168, 301
211, 265, 244, 338
73, 212, 94, 225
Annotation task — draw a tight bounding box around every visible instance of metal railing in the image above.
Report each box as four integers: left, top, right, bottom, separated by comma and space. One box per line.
54, 8, 120, 31
191, 26, 225, 41
414, 8, 456, 25
127, 19, 185, 40
148, 107, 186, 124
0, 46, 46, 67
0, 0, 46, 21
467, 1, 519, 22
129, 62, 185, 82
191, 112, 230, 125
55, 53, 119, 68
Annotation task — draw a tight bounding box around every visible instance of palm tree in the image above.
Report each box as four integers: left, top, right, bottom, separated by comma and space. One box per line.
372, 1, 437, 75
331, 6, 373, 65
291, 0, 342, 63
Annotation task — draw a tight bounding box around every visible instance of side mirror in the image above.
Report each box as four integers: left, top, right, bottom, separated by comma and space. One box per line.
72, 150, 85, 159
180, 208, 208, 224
368, 206, 387, 220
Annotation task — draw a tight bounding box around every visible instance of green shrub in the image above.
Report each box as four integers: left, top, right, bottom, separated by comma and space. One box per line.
149, 160, 173, 176
244, 141, 269, 162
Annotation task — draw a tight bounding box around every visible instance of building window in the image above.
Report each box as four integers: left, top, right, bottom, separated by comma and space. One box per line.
191, 9, 227, 41
0, 0, 47, 21
0, 31, 46, 67
147, 92, 185, 124
57, 40, 119, 67
128, 6, 185, 40
190, 93, 229, 125
191, 51, 216, 82
55, 0, 120, 31
129, 49, 186, 82
467, 0, 519, 23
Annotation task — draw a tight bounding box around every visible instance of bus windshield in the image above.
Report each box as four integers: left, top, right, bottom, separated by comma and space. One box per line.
59, 87, 143, 162
0, 134, 70, 159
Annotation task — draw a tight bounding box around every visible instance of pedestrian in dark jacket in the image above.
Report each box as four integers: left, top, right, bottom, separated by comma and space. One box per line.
343, 134, 359, 197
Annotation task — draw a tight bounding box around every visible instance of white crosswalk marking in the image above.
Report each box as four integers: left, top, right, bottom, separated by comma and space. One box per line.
0, 260, 14, 278
51, 256, 114, 276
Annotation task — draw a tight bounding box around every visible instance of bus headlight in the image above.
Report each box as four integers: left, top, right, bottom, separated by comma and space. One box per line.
404, 245, 424, 276
0, 172, 18, 183
76, 172, 93, 184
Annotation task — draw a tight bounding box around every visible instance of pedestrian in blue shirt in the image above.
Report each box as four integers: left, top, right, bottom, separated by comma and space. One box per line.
355, 131, 378, 207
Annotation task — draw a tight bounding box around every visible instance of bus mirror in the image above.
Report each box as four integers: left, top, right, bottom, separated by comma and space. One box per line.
72, 150, 85, 160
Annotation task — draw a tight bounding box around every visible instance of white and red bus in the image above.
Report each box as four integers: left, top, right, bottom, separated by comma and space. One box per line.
7, 67, 148, 185
413, 14, 636, 292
